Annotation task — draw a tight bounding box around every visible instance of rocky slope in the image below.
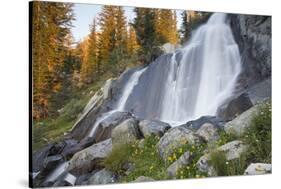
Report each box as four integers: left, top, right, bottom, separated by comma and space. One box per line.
31, 13, 272, 187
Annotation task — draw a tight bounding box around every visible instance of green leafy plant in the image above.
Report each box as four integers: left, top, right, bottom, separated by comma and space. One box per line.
209, 150, 247, 176
243, 101, 272, 163
103, 136, 168, 181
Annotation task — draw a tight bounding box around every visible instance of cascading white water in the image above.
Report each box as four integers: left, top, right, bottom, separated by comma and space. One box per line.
87, 68, 147, 137
44, 161, 69, 184
88, 13, 241, 133
159, 13, 241, 125
116, 68, 147, 111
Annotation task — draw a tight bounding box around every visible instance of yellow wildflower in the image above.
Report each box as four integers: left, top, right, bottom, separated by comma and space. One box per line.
168, 156, 172, 162
179, 148, 183, 153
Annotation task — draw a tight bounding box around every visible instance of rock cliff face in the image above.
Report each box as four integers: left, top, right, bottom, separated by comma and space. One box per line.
229, 14, 271, 89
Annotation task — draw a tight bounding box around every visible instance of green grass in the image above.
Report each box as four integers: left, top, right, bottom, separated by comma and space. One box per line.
174, 143, 208, 179
209, 150, 247, 176
104, 136, 168, 181
209, 100, 272, 176
103, 142, 135, 175
104, 135, 209, 181
243, 101, 272, 163
32, 78, 107, 151
216, 129, 238, 147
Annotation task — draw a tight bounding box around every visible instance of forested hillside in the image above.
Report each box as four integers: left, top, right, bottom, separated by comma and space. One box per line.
32, 1, 207, 149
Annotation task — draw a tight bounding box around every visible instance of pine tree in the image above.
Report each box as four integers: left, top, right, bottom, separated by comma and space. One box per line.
80, 18, 98, 83
127, 25, 140, 54
32, 1, 74, 119
171, 10, 179, 44
155, 9, 178, 45
97, 5, 116, 72
132, 8, 162, 64
109, 6, 128, 73
115, 7, 127, 50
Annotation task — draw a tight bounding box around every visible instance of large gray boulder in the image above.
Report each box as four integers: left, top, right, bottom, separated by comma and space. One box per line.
88, 169, 116, 185
224, 104, 261, 136
111, 118, 141, 145
92, 111, 133, 143
139, 119, 171, 137
133, 176, 155, 182
216, 93, 253, 121
217, 140, 247, 160
167, 151, 193, 178
195, 123, 219, 142
196, 140, 247, 176
184, 116, 225, 130
244, 163, 272, 175
67, 139, 112, 175
157, 127, 200, 161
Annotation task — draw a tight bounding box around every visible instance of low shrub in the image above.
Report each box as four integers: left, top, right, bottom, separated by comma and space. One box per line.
103, 136, 168, 181
243, 101, 272, 163
209, 150, 247, 176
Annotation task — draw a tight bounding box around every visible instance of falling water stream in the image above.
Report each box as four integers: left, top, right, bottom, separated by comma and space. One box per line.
159, 13, 241, 125
89, 13, 241, 130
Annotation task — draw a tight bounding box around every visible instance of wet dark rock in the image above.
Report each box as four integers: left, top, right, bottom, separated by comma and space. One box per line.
32, 144, 54, 173
139, 119, 171, 137
61, 138, 90, 159
43, 155, 64, 171
216, 93, 253, 121
184, 116, 225, 131
93, 111, 133, 143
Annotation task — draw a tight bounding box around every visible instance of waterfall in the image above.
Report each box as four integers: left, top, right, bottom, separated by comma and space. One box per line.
87, 68, 147, 137
115, 68, 147, 111
118, 13, 241, 126
159, 13, 241, 125
44, 161, 69, 184
86, 13, 241, 132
